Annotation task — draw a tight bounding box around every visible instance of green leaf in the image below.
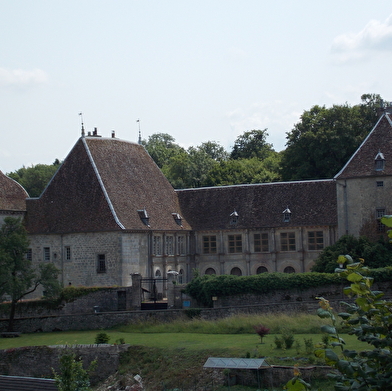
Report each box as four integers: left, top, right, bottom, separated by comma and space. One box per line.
321, 325, 336, 334
317, 308, 332, 318
338, 312, 351, 320
381, 215, 392, 227
347, 272, 363, 282
324, 348, 339, 365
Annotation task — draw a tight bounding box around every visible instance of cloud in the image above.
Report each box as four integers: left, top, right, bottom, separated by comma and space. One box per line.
331, 14, 392, 63
0, 67, 49, 87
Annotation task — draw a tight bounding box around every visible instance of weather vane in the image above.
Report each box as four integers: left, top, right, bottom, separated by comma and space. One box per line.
79, 112, 85, 137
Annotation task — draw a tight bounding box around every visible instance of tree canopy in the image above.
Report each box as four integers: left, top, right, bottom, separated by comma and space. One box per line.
311, 235, 392, 273
230, 129, 274, 160
7, 160, 61, 197
0, 217, 60, 330
280, 94, 384, 181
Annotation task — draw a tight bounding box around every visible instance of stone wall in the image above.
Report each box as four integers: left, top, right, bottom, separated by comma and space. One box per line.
0, 287, 134, 319
0, 344, 128, 385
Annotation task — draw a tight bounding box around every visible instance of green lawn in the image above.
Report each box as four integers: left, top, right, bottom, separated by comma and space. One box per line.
0, 330, 368, 361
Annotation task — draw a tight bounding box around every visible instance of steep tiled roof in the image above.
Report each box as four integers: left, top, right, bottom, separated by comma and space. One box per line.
335, 113, 392, 179
0, 170, 28, 211
26, 136, 190, 234
177, 179, 337, 230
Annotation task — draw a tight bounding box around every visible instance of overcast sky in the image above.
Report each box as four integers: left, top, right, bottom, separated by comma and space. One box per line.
1, 1, 392, 173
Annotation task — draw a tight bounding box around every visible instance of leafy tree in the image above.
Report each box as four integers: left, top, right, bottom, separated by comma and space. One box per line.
7, 160, 61, 197
197, 141, 229, 162
281, 94, 384, 181
0, 217, 61, 331
142, 133, 185, 168
161, 141, 228, 188
311, 235, 392, 273
230, 129, 274, 160
205, 154, 282, 186
54, 353, 96, 391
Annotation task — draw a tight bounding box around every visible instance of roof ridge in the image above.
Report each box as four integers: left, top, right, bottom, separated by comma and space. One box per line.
334, 113, 388, 179
82, 138, 125, 229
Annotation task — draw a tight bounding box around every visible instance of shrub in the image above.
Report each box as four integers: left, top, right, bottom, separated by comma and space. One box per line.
282, 329, 295, 349
95, 332, 110, 344
274, 336, 284, 349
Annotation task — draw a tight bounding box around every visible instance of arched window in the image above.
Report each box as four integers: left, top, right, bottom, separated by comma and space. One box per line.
230, 267, 242, 276
155, 269, 161, 277
205, 267, 216, 275
178, 269, 184, 284
256, 266, 268, 274
284, 266, 295, 274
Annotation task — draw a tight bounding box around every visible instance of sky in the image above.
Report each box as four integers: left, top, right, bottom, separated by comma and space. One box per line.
1, 1, 392, 173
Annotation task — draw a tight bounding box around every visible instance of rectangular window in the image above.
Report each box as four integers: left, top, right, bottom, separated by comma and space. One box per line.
165, 235, 174, 255
203, 236, 217, 254
377, 208, 386, 232
376, 181, 384, 187
153, 236, 162, 255
178, 236, 185, 255
228, 234, 242, 253
308, 231, 324, 250
26, 248, 32, 261
280, 232, 296, 251
65, 246, 71, 261
97, 254, 106, 273
43, 247, 50, 261
254, 233, 269, 252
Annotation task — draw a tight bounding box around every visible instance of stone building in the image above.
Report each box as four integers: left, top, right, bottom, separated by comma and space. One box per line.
1, 110, 392, 293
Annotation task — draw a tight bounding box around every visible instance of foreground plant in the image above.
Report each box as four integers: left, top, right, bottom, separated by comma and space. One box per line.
315, 254, 392, 390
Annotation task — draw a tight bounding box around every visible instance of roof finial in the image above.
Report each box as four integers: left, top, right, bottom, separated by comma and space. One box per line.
137, 118, 141, 144
79, 112, 85, 137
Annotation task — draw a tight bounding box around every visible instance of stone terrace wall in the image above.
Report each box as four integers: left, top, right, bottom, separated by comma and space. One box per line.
0, 344, 129, 385
0, 287, 134, 319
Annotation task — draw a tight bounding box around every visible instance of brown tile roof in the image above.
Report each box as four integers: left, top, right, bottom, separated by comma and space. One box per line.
0, 170, 28, 212
26, 136, 191, 234
177, 179, 337, 230
335, 113, 392, 179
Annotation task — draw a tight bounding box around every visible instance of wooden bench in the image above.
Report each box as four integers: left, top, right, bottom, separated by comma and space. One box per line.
1, 332, 21, 338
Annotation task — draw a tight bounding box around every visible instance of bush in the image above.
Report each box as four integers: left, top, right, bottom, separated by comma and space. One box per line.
95, 332, 110, 344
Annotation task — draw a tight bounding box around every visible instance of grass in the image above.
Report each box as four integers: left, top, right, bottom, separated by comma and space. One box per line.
0, 313, 366, 390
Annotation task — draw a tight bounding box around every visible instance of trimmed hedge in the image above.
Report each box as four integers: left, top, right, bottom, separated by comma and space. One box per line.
185, 267, 392, 307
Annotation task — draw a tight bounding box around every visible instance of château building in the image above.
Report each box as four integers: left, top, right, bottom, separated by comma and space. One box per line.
1, 110, 392, 294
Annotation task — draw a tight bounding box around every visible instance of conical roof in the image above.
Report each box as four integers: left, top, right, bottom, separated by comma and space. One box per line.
0, 170, 28, 212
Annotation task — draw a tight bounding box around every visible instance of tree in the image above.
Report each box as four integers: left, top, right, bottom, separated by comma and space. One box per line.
311, 235, 392, 273
0, 217, 61, 331
281, 94, 385, 181
7, 160, 61, 197
53, 353, 96, 391
142, 133, 185, 168
230, 129, 274, 160
205, 153, 282, 187
197, 141, 229, 162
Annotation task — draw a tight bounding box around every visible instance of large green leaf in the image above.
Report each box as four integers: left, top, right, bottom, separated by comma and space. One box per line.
321, 325, 336, 334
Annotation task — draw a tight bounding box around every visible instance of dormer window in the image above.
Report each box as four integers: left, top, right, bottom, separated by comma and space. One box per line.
375, 151, 385, 171
172, 213, 182, 227
137, 209, 150, 227
230, 210, 239, 225
283, 207, 291, 223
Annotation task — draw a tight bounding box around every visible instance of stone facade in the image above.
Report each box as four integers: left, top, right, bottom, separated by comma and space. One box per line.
1, 112, 391, 297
